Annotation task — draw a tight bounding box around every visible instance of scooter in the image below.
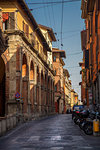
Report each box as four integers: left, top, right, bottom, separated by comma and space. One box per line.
82, 111, 100, 135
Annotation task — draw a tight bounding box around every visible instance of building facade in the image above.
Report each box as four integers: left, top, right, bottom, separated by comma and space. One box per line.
0, 0, 55, 135
63, 69, 72, 113
52, 48, 66, 113
81, 0, 100, 108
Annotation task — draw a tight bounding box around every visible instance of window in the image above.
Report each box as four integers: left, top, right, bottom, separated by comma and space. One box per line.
55, 85, 57, 92
2, 12, 15, 30
53, 56, 56, 62
23, 21, 25, 32
23, 21, 29, 37
54, 69, 56, 75
25, 24, 29, 37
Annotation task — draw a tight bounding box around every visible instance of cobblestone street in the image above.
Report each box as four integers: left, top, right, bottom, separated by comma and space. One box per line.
0, 114, 100, 150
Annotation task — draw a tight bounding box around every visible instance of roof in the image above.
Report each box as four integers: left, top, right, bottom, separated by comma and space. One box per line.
71, 89, 75, 93
52, 48, 66, 58
38, 24, 56, 41
63, 69, 70, 78
14, 0, 52, 52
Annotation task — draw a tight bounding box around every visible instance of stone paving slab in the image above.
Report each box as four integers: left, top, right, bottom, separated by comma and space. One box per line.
0, 114, 100, 150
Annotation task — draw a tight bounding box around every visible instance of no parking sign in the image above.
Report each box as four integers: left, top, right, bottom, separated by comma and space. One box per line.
15, 92, 20, 99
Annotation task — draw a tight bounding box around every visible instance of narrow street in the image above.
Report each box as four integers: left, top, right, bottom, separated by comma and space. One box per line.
0, 114, 100, 150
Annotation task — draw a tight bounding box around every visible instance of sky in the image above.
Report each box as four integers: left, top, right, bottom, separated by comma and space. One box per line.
25, 0, 85, 100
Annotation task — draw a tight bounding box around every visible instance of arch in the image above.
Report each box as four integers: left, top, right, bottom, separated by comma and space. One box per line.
0, 57, 6, 116
22, 54, 27, 77
22, 54, 28, 113
36, 65, 39, 112
41, 70, 44, 112
41, 70, 44, 86
30, 61, 34, 80
48, 76, 50, 89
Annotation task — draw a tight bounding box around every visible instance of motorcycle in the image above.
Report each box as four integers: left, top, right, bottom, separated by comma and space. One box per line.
81, 111, 100, 135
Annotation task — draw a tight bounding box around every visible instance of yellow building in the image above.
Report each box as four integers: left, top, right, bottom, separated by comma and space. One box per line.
0, 0, 55, 135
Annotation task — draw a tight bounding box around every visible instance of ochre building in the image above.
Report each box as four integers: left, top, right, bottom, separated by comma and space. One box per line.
0, 0, 55, 135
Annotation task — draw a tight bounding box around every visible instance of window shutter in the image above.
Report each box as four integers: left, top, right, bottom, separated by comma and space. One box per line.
9, 12, 15, 29
23, 21, 25, 32
26, 24, 29, 37
85, 50, 89, 69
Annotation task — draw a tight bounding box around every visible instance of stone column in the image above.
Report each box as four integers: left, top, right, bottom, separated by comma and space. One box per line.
43, 70, 46, 114
53, 80, 55, 113
8, 36, 17, 114
34, 63, 37, 106
27, 57, 31, 114
39, 67, 41, 114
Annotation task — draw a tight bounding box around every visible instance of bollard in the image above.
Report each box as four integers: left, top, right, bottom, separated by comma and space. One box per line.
93, 119, 99, 136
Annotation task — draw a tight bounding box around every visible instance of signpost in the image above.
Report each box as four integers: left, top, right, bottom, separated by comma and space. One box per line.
15, 92, 20, 99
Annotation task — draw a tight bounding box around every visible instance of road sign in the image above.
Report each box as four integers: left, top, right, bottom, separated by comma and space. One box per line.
15, 92, 20, 98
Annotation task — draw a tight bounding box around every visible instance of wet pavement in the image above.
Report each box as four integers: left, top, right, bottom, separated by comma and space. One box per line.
0, 114, 100, 150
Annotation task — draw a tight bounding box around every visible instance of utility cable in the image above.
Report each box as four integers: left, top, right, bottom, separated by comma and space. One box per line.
61, 0, 64, 49
67, 52, 82, 56
67, 66, 80, 68
27, 0, 81, 5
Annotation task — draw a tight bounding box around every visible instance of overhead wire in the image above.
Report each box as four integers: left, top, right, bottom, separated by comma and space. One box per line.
61, 0, 64, 49
42, 0, 49, 27
46, 0, 52, 28
66, 66, 80, 68
50, 0, 59, 48
67, 52, 82, 56
2, 1, 82, 85
27, 0, 81, 5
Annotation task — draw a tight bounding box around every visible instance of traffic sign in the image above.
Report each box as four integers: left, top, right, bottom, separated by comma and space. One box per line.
15, 92, 20, 98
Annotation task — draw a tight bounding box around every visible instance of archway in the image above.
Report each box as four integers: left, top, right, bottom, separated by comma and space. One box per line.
30, 61, 34, 112
36, 66, 39, 112
45, 73, 47, 113
0, 57, 5, 116
41, 70, 44, 112
48, 76, 50, 112
22, 54, 28, 113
